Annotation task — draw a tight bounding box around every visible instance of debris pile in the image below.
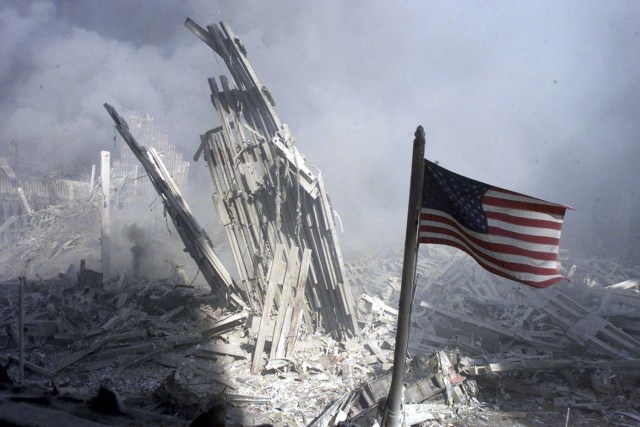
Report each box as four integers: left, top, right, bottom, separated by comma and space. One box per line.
0, 268, 246, 424
0, 262, 469, 426
414, 251, 640, 360
1, 244, 640, 425
310, 350, 478, 426
340, 246, 640, 425
0, 260, 377, 425
0, 201, 100, 282
345, 245, 640, 360
0, 156, 92, 224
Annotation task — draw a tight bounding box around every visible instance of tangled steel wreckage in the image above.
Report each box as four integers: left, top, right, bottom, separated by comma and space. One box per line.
1, 18, 640, 427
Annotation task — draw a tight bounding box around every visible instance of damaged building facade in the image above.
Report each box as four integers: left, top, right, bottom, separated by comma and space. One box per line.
186, 20, 359, 340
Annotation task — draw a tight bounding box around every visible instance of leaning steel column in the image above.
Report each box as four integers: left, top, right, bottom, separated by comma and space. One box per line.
384, 126, 425, 427
100, 151, 111, 279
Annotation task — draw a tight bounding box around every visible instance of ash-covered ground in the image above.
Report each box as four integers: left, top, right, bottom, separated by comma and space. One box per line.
1, 208, 639, 426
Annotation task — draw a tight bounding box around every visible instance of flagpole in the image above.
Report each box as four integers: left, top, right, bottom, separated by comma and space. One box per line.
384, 126, 426, 427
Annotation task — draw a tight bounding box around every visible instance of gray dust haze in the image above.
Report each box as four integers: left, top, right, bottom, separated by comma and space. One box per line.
124, 223, 147, 278
1, 1, 639, 262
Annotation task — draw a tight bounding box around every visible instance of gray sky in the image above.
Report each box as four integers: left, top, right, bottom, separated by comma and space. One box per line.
1, 0, 639, 261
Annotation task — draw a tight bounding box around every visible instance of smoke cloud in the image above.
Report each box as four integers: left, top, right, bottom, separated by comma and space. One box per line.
1, 1, 639, 262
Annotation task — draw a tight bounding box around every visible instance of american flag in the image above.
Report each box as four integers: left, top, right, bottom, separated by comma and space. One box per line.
419, 159, 568, 288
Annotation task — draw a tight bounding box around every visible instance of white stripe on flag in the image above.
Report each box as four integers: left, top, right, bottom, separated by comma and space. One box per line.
420, 209, 561, 254
485, 189, 564, 208
486, 215, 562, 238
420, 230, 564, 283
483, 204, 564, 223
420, 219, 560, 267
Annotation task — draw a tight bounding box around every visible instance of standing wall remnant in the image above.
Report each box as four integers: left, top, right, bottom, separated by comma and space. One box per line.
186, 19, 358, 337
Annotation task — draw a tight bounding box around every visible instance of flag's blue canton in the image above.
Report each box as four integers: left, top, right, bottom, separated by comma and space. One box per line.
423, 160, 491, 233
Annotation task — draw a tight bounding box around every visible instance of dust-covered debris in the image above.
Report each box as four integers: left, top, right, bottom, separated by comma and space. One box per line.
1, 244, 639, 426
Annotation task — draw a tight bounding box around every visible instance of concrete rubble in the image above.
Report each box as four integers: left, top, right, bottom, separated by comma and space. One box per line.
1, 18, 640, 427
0, 246, 639, 425
342, 246, 640, 426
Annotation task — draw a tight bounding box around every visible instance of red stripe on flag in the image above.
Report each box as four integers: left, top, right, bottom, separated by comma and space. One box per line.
420, 226, 561, 275
485, 211, 563, 230
487, 226, 560, 245
419, 236, 563, 288
420, 213, 558, 261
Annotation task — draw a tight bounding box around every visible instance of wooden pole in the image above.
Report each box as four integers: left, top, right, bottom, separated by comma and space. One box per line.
383, 126, 425, 427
